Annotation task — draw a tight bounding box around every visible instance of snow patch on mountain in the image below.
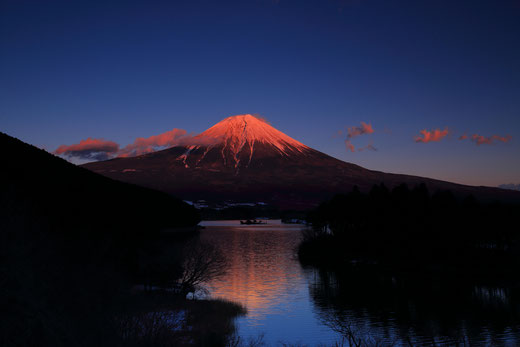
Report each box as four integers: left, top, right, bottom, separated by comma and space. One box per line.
196, 114, 308, 160
169, 114, 311, 169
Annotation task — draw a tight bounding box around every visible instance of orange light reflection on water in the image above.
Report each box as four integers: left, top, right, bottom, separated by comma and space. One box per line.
200, 221, 306, 322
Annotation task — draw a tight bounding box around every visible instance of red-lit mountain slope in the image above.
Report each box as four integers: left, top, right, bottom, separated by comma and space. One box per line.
82, 115, 520, 208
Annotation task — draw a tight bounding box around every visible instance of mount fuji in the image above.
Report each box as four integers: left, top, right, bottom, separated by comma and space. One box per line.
82, 114, 518, 208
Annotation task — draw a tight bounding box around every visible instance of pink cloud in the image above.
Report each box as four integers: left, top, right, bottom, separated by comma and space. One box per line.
347, 122, 374, 139
459, 134, 468, 140
345, 141, 355, 152
414, 128, 449, 143
470, 134, 512, 145
343, 122, 375, 152
118, 128, 189, 157
54, 138, 119, 161
56, 127, 225, 161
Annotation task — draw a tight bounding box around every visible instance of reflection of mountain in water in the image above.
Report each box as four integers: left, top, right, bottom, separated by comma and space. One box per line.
306, 264, 520, 345
200, 222, 306, 321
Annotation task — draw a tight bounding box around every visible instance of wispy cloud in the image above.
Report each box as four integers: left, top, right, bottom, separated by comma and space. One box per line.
343, 122, 375, 152
469, 134, 512, 146
345, 141, 355, 152
347, 122, 374, 138
55, 128, 223, 162
54, 138, 119, 161
118, 128, 190, 157
414, 128, 449, 143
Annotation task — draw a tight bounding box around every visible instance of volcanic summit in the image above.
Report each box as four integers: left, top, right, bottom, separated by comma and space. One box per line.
180, 114, 311, 171
82, 114, 518, 208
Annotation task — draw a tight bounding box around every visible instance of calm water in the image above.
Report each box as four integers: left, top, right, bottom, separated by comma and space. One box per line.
200, 220, 520, 346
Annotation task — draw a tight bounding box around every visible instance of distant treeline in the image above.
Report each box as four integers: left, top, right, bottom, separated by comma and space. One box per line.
199, 205, 279, 220
299, 183, 520, 272
199, 204, 306, 221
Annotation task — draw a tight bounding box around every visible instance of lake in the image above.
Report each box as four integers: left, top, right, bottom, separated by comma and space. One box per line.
200, 220, 520, 346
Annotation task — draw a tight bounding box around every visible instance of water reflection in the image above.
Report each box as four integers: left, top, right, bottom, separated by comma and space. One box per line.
200, 221, 520, 345
200, 221, 341, 344
306, 264, 520, 345
201, 221, 308, 320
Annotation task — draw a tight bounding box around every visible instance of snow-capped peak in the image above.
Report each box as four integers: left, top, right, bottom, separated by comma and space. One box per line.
196, 114, 308, 155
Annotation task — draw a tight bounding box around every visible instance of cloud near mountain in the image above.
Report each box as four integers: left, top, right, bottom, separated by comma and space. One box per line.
55, 128, 221, 161
54, 138, 120, 161
118, 128, 190, 157
55, 117, 513, 162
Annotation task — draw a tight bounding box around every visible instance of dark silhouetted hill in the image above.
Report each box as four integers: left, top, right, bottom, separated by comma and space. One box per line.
0, 132, 201, 346
1, 131, 199, 232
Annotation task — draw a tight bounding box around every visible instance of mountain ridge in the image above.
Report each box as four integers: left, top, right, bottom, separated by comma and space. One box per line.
82, 115, 520, 208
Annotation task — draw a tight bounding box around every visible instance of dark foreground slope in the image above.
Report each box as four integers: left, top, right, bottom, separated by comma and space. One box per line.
1, 132, 199, 232
0, 133, 242, 346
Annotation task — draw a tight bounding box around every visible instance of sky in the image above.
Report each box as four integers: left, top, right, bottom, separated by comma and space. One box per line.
1, 0, 519, 187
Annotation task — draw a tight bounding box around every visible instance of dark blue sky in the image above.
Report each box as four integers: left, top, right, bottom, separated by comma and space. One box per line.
1, 0, 519, 186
